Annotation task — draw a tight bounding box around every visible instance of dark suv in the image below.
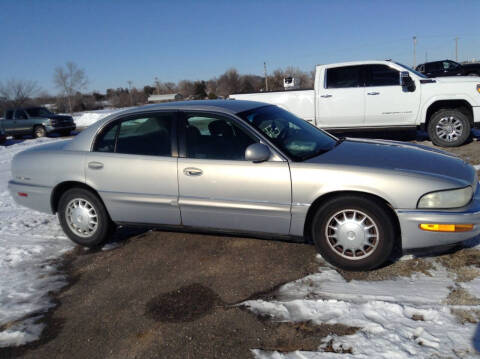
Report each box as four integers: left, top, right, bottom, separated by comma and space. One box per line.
1, 107, 76, 138
416, 60, 480, 78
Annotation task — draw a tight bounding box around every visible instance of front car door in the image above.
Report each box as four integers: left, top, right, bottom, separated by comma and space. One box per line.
177, 111, 292, 234
364, 64, 421, 126
316, 65, 365, 128
85, 111, 181, 225
13, 109, 31, 134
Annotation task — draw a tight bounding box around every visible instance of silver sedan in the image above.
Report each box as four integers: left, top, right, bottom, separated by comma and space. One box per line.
8, 100, 480, 270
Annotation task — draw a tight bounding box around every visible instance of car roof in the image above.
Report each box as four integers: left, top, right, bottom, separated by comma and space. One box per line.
65, 100, 272, 152
115, 99, 269, 116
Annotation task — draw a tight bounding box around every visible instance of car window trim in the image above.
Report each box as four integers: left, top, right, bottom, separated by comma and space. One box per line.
91, 110, 179, 158
177, 110, 287, 162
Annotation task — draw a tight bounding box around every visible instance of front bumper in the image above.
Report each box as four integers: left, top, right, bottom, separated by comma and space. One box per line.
8, 180, 54, 214
45, 124, 76, 133
396, 184, 480, 249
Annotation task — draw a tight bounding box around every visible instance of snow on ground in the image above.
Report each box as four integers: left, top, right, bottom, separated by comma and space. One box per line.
0, 138, 73, 347
71, 107, 129, 128
246, 255, 480, 358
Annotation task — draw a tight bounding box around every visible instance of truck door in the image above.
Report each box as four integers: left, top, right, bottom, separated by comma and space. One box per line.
13, 109, 31, 134
364, 64, 420, 126
316, 65, 366, 128
3, 110, 15, 135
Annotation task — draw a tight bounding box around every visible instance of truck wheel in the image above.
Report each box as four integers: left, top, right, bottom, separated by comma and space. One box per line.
467, 72, 479, 76
428, 109, 470, 147
58, 188, 113, 247
33, 125, 46, 138
311, 195, 395, 271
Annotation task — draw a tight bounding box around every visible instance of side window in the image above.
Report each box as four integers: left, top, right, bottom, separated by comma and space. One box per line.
94, 124, 118, 153
5, 110, 13, 120
15, 110, 27, 120
443, 61, 452, 70
366, 65, 399, 86
93, 113, 174, 156
430, 62, 443, 72
184, 114, 256, 160
326, 66, 362, 88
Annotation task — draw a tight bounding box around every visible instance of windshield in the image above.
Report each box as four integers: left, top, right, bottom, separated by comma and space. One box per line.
26, 107, 53, 117
238, 105, 337, 161
393, 61, 428, 79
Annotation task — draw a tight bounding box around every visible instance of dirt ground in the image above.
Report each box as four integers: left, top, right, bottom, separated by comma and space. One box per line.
2, 131, 480, 359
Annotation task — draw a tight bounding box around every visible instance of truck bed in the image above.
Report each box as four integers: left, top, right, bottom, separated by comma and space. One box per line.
230, 89, 315, 123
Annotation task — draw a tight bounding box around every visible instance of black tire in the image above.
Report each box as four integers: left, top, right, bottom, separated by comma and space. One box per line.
467, 72, 479, 77
311, 195, 395, 271
33, 125, 46, 138
58, 188, 113, 247
427, 109, 470, 147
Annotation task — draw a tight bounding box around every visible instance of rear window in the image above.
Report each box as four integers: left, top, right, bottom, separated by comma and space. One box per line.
326, 66, 363, 88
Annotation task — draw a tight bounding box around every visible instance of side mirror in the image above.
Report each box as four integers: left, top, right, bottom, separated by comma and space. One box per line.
400, 71, 416, 92
245, 143, 271, 163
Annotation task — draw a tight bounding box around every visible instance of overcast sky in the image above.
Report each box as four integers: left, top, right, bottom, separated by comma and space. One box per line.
1, 0, 479, 94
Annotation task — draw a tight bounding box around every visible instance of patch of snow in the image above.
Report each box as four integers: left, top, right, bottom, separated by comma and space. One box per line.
473, 164, 480, 170
246, 264, 480, 358
0, 138, 74, 348
461, 277, 480, 299
71, 107, 129, 128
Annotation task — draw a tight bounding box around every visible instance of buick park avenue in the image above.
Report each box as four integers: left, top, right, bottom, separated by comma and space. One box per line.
8, 100, 480, 270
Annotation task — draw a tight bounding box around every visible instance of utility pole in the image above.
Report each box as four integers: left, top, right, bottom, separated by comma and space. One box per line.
412, 36, 417, 68
154, 77, 160, 95
264, 62, 269, 92
127, 80, 133, 106
455, 37, 459, 62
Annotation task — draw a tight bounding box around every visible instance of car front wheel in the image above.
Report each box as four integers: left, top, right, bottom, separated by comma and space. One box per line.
58, 188, 113, 247
428, 109, 470, 147
33, 125, 46, 138
311, 195, 395, 271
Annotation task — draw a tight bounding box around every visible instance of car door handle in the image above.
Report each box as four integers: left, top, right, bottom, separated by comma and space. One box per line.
320, 94, 332, 98
367, 92, 380, 95
183, 167, 203, 176
88, 161, 104, 170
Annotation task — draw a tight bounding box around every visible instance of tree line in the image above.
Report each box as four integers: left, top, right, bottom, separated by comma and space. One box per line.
0, 62, 314, 113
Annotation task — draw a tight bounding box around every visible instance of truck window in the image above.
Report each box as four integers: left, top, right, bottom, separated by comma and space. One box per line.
15, 110, 28, 120
366, 65, 399, 86
326, 66, 363, 88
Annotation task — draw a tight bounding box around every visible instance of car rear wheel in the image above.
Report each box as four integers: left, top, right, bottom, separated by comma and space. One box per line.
467, 72, 479, 76
58, 188, 113, 247
33, 125, 46, 138
428, 109, 470, 147
311, 195, 395, 271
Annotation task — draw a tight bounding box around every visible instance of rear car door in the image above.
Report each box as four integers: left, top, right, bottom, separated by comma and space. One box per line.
85, 111, 181, 225
316, 65, 366, 128
364, 64, 420, 126
177, 111, 292, 234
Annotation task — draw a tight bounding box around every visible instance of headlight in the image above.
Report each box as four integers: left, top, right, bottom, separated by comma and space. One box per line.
418, 186, 473, 209
477, 84, 480, 94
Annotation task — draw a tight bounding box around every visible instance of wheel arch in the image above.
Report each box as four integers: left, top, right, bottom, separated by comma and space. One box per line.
51, 181, 106, 214
423, 99, 473, 130
303, 190, 401, 248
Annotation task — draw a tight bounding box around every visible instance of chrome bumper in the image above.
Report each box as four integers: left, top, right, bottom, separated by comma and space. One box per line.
396, 185, 480, 249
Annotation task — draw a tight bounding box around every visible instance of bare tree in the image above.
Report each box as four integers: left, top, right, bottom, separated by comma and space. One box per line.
0, 79, 39, 107
216, 68, 241, 97
53, 62, 88, 113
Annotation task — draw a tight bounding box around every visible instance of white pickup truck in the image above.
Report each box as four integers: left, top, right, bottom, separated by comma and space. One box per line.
230, 60, 480, 147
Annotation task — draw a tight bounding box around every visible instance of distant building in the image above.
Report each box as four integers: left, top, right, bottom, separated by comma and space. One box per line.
147, 93, 184, 103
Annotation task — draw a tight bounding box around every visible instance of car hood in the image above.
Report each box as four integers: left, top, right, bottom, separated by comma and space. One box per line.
49, 114, 74, 121
306, 138, 476, 186
431, 76, 480, 84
